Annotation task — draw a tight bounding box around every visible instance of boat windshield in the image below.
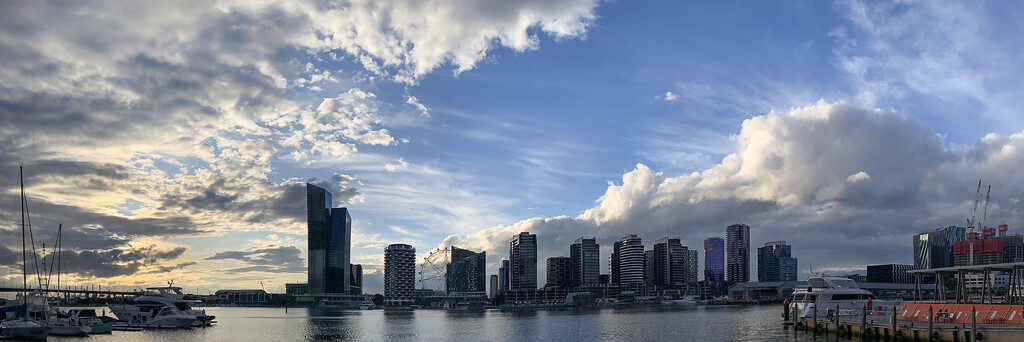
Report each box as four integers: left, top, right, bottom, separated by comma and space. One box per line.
828, 279, 860, 289
808, 278, 827, 288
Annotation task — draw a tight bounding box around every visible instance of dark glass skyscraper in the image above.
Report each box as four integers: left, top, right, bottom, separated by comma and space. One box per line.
307, 184, 351, 294
570, 237, 600, 288
447, 247, 486, 293
757, 241, 796, 282
726, 224, 750, 283
653, 237, 687, 287
914, 226, 966, 269
704, 237, 724, 282
510, 232, 538, 290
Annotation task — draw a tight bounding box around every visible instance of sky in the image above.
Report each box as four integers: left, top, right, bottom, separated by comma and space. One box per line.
2, 0, 1024, 295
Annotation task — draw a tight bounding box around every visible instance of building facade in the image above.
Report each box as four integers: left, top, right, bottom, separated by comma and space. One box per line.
913, 226, 966, 269
285, 283, 308, 297
757, 241, 796, 282
306, 184, 352, 294
545, 256, 572, 289
384, 244, 416, 301
570, 237, 600, 289
498, 259, 510, 292
952, 227, 1023, 266
350, 264, 362, 295
653, 237, 689, 287
447, 247, 487, 293
617, 235, 645, 285
704, 237, 725, 282
726, 224, 750, 283
866, 264, 916, 283
510, 232, 538, 290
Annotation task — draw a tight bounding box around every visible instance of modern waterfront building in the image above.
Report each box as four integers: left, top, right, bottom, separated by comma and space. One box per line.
447, 247, 487, 293
510, 232, 538, 290
384, 244, 416, 302
757, 241, 796, 282
616, 235, 645, 285
726, 224, 750, 283
952, 225, 1023, 266
644, 250, 656, 285
704, 237, 724, 282
498, 259, 510, 291
350, 264, 363, 295
653, 237, 689, 287
285, 283, 308, 297
306, 183, 352, 295
545, 256, 572, 289
913, 226, 966, 269
685, 249, 699, 284
489, 274, 498, 298
610, 240, 622, 284
866, 264, 916, 283
570, 237, 600, 288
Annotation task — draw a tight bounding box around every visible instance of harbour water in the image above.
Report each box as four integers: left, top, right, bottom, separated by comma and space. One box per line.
45, 305, 864, 342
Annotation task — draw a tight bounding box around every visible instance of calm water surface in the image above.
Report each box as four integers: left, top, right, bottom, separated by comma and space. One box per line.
49, 305, 859, 341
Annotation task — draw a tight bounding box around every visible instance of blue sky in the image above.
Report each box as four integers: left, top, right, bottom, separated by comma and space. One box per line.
2, 0, 1024, 294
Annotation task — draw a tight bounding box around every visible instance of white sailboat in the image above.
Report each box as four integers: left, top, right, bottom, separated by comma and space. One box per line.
0, 166, 50, 340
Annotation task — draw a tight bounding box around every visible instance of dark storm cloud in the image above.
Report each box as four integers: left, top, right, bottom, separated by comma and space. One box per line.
0, 245, 190, 278
207, 246, 305, 274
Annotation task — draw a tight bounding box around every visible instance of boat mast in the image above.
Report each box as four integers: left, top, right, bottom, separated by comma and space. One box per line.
20, 165, 27, 296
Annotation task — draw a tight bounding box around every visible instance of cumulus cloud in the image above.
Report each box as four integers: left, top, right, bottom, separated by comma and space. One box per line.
663, 91, 679, 102
439, 100, 1024, 279
405, 95, 431, 117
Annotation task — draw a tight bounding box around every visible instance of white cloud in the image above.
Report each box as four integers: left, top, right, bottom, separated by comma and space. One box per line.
663, 91, 679, 102
384, 158, 409, 172
846, 171, 870, 183
405, 94, 431, 117
440, 100, 1024, 279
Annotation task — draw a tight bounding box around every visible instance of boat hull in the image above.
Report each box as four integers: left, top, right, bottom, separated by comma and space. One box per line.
0, 321, 50, 340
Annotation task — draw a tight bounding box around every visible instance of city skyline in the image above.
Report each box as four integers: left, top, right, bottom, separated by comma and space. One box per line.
4, 1, 1024, 295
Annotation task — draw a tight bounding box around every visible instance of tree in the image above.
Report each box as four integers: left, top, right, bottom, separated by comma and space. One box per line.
372, 294, 384, 306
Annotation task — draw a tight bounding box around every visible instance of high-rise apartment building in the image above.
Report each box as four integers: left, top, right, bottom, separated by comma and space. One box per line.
570, 237, 600, 288
610, 240, 622, 284
704, 237, 724, 282
349, 264, 362, 295
685, 249, 699, 284
616, 235, 645, 285
758, 241, 796, 282
726, 224, 750, 283
306, 184, 352, 294
447, 247, 486, 293
498, 259, 510, 291
913, 226, 966, 269
653, 237, 688, 287
545, 256, 572, 289
510, 232, 538, 290
384, 244, 416, 301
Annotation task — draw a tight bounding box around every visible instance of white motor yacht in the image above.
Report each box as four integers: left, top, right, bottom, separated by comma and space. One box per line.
110, 286, 214, 327
108, 304, 196, 329
65, 309, 114, 334
788, 277, 900, 319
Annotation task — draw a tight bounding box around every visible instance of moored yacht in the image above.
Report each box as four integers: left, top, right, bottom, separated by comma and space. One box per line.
789, 277, 900, 319
110, 286, 214, 327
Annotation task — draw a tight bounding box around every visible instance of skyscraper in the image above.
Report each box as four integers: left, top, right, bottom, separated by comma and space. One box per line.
545, 256, 572, 288
510, 232, 538, 290
616, 235, 645, 285
726, 224, 750, 283
913, 226, 966, 269
570, 237, 600, 289
653, 237, 688, 287
685, 249, 699, 284
610, 240, 622, 284
384, 244, 416, 301
349, 264, 363, 295
498, 259, 510, 291
307, 184, 351, 294
757, 241, 796, 282
447, 247, 486, 293
704, 237, 724, 282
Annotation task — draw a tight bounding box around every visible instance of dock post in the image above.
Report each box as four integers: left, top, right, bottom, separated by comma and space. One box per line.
970, 306, 976, 342
834, 304, 840, 336
813, 304, 818, 333
891, 305, 898, 342
862, 304, 868, 338
927, 306, 933, 341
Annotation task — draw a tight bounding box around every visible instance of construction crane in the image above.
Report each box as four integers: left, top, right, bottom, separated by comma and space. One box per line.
980, 185, 992, 230
260, 281, 265, 292
967, 179, 983, 233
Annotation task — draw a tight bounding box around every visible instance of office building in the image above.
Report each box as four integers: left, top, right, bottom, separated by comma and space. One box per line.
610, 240, 622, 284
758, 241, 796, 282
685, 249, 699, 284
489, 274, 498, 298
913, 226, 965, 269
952, 225, 1023, 266
866, 264, 916, 284
498, 259, 510, 291
644, 250, 656, 285
616, 235, 645, 285
545, 256, 572, 289
510, 232, 538, 290
704, 237, 724, 282
306, 184, 352, 294
447, 247, 486, 293
350, 264, 362, 295
653, 237, 690, 287
570, 237, 600, 288
384, 244, 416, 301
726, 224, 750, 283
285, 283, 308, 297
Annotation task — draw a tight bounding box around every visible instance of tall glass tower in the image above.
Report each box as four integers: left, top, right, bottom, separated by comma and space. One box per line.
510, 232, 538, 290
570, 237, 599, 288
726, 224, 750, 283
704, 237, 724, 282
306, 183, 351, 294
